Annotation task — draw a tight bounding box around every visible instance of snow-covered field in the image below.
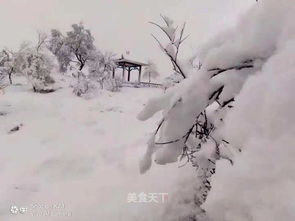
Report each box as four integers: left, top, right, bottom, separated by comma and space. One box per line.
1, 1, 295, 221
0, 81, 193, 221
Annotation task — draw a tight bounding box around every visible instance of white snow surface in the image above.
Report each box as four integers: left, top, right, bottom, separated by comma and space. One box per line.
0, 78, 194, 221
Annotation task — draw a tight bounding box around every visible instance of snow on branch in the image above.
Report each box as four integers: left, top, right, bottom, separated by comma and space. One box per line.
138, 34, 259, 220
138, 0, 295, 220
208, 59, 254, 78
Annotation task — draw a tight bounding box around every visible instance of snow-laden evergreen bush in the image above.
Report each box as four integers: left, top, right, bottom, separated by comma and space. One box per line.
138, 0, 295, 220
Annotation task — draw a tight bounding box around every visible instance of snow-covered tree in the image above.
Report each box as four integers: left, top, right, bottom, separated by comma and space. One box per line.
142, 60, 159, 83
48, 23, 120, 96
48, 23, 96, 72
15, 41, 55, 93
65, 23, 96, 71
0, 49, 14, 84
47, 29, 71, 72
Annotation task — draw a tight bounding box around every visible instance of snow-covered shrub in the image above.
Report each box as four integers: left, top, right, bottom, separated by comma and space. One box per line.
72, 74, 120, 97
15, 42, 55, 93
88, 51, 116, 89
138, 0, 295, 220
103, 77, 122, 92
24, 53, 55, 93
0, 69, 6, 88
0, 59, 6, 87
71, 51, 118, 96
72, 71, 97, 97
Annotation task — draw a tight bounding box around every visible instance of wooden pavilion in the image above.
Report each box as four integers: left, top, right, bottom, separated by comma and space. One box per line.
113, 56, 148, 83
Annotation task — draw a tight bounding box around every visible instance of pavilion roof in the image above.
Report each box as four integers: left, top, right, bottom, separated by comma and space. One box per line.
114, 58, 148, 67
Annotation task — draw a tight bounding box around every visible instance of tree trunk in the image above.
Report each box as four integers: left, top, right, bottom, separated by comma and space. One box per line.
8, 68, 13, 84
8, 73, 12, 85
79, 60, 85, 71
79, 63, 85, 71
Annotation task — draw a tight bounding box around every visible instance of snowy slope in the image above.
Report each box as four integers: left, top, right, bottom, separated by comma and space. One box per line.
0, 81, 194, 221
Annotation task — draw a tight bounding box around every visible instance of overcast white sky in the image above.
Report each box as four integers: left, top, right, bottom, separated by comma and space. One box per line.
0, 0, 254, 71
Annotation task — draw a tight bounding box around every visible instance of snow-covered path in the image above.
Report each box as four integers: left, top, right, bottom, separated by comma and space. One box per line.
0, 84, 192, 221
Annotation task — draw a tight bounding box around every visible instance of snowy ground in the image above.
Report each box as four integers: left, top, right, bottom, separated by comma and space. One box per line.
0, 80, 193, 221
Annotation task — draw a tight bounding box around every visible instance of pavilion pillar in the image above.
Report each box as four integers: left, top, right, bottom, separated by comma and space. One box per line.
122, 64, 126, 81
127, 67, 131, 82
138, 66, 142, 83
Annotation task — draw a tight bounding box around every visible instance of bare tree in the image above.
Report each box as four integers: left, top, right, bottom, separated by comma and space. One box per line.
36, 31, 48, 52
